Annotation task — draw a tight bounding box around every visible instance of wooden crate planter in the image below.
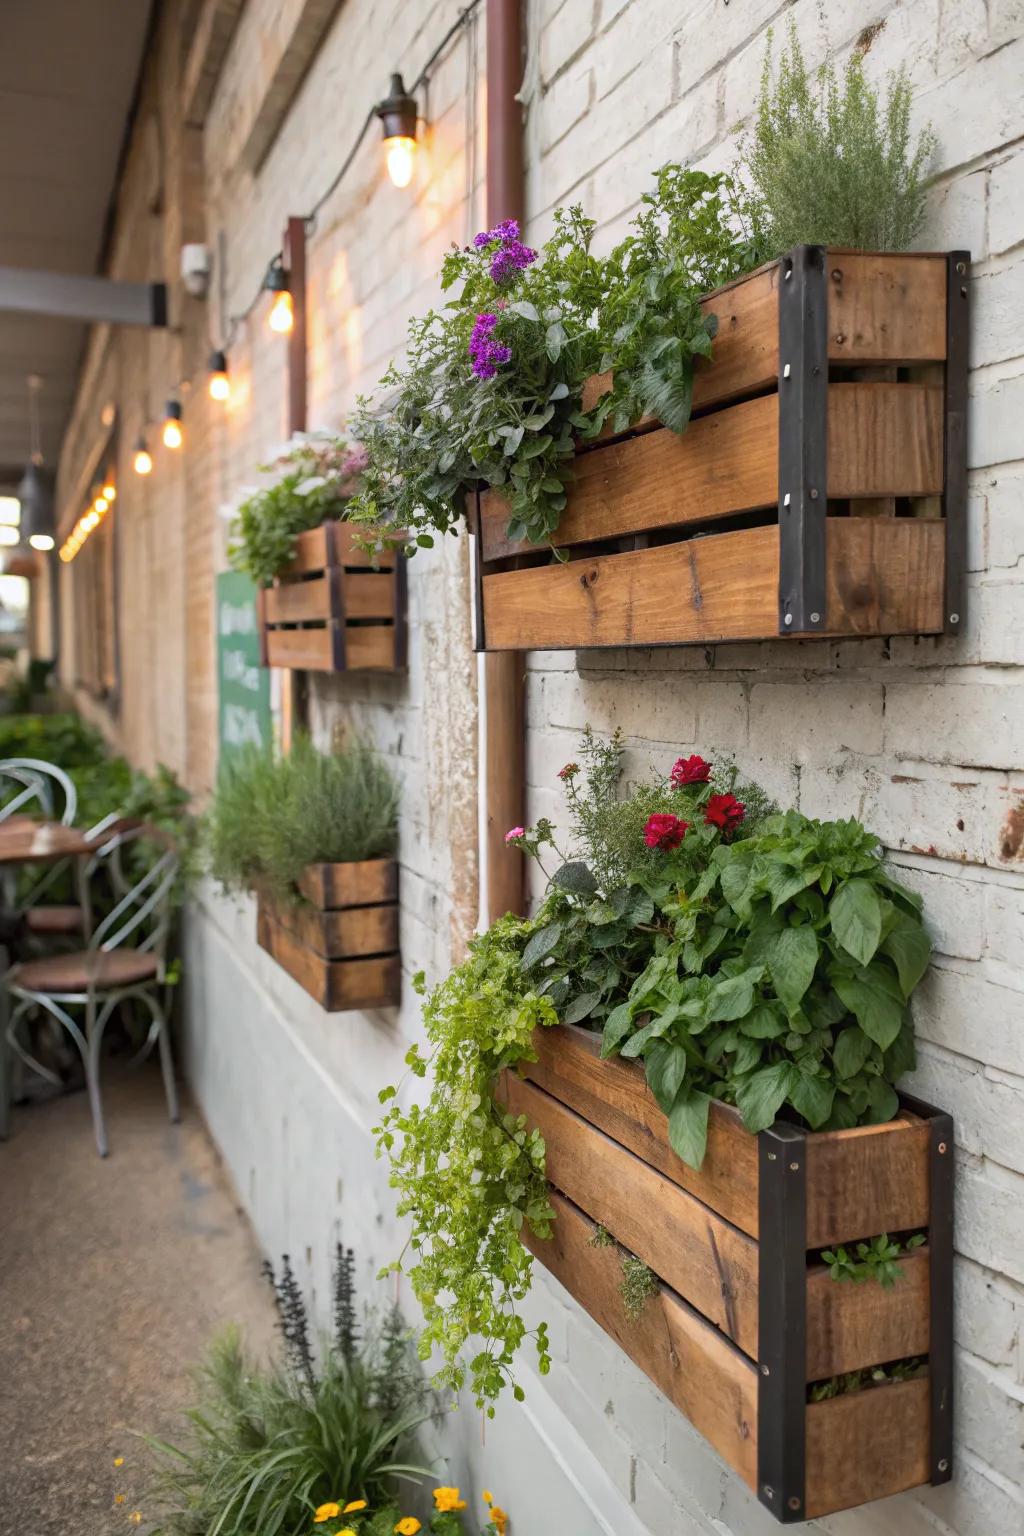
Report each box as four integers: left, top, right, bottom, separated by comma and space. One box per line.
503, 1025, 953, 1523
256, 857, 400, 1011
474, 247, 969, 651
258, 523, 407, 673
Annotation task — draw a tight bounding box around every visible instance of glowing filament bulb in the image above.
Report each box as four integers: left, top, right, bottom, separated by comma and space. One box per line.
134, 446, 153, 475
385, 135, 416, 188
268, 289, 294, 334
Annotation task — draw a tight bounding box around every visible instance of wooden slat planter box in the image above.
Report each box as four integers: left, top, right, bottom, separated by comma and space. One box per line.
503, 1025, 953, 1524
256, 857, 400, 1011
258, 523, 407, 673
474, 246, 969, 652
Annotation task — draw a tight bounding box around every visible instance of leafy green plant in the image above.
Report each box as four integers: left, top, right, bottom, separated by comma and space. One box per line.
741, 25, 935, 256
228, 433, 367, 586
0, 710, 108, 768
310, 1485, 510, 1536
375, 923, 557, 1412
350, 169, 755, 554
620, 1256, 659, 1323
809, 1356, 924, 1402
146, 1244, 433, 1536
205, 735, 399, 904
821, 1231, 926, 1288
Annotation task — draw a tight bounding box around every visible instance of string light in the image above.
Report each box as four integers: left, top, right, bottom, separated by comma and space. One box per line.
102, 481, 116, 501
375, 73, 418, 188
208, 349, 230, 401
133, 436, 153, 476
264, 259, 294, 334
59, 476, 116, 562
162, 399, 184, 449
29, 534, 55, 551
0, 526, 18, 548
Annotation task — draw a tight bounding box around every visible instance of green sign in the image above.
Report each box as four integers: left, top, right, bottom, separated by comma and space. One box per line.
216, 570, 271, 764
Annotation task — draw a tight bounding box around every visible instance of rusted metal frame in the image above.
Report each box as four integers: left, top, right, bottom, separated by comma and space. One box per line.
757, 1119, 808, 1523
777, 244, 828, 636
942, 251, 970, 636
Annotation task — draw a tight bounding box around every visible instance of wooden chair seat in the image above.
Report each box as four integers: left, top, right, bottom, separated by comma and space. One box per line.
13, 948, 160, 994
25, 904, 84, 936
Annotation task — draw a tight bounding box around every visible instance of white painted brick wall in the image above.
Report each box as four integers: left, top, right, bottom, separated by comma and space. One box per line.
171, 0, 1024, 1533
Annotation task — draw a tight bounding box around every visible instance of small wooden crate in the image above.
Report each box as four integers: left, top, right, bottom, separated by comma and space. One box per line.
256, 857, 400, 1011
503, 1025, 953, 1524
474, 247, 969, 651
258, 523, 407, 673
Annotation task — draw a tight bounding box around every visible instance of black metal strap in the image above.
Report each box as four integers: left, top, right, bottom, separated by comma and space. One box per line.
943, 252, 970, 635
757, 1120, 808, 1522
777, 245, 828, 635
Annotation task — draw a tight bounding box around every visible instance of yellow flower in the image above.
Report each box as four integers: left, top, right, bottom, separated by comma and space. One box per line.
314, 1504, 341, 1523
113, 1456, 125, 1468
129, 1515, 143, 1527
490, 1504, 509, 1534
433, 1487, 467, 1512
483, 1490, 493, 1504
339, 1529, 358, 1535
394, 1520, 422, 1535
114, 1494, 126, 1505
343, 1500, 368, 1513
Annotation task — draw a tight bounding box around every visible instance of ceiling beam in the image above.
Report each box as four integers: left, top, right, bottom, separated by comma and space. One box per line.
0, 268, 167, 328
182, 0, 246, 127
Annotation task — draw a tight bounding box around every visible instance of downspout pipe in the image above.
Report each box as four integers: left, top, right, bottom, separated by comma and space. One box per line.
481, 0, 526, 924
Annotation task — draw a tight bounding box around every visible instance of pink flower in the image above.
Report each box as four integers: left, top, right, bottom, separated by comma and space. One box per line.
557, 763, 579, 781
670, 754, 712, 787
505, 826, 526, 843
643, 813, 689, 852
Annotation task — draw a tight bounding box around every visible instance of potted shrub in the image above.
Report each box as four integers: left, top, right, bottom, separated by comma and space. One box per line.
229, 433, 406, 674
206, 736, 401, 1010
375, 733, 952, 1522
351, 33, 966, 653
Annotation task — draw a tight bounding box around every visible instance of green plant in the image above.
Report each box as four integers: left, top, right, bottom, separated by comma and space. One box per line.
205, 735, 399, 904
310, 1484, 510, 1536
0, 710, 108, 768
146, 1244, 433, 1536
375, 922, 558, 1412
809, 1356, 925, 1403
741, 25, 935, 256
619, 1256, 659, 1324
821, 1231, 926, 1288
350, 169, 755, 555
228, 433, 368, 586
588, 1224, 614, 1249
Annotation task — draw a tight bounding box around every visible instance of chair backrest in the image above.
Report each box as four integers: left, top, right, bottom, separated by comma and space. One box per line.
0, 757, 78, 825
89, 822, 179, 964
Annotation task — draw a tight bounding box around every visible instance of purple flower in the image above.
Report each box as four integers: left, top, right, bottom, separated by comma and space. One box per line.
474, 218, 522, 247
469, 312, 512, 380
490, 238, 537, 286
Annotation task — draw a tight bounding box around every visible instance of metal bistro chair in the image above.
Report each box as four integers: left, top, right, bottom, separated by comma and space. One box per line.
3, 822, 181, 1156
0, 757, 78, 825
0, 757, 88, 939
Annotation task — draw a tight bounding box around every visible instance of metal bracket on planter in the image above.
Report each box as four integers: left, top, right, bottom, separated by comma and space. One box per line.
777, 245, 828, 636
757, 1119, 808, 1523
471, 493, 487, 652
943, 251, 970, 637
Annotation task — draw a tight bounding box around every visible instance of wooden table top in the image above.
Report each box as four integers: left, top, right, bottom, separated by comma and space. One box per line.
0, 819, 98, 865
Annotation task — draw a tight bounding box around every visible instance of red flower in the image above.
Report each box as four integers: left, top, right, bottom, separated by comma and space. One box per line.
670, 754, 712, 787
704, 793, 745, 832
558, 762, 579, 781
643, 813, 689, 851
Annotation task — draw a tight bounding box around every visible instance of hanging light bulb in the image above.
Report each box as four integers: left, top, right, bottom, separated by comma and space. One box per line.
0, 526, 19, 548
265, 259, 294, 334
133, 435, 153, 475
375, 73, 418, 188
162, 399, 184, 449
208, 349, 230, 402
29, 534, 54, 552
102, 481, 116, 501
94, 496, 109, 515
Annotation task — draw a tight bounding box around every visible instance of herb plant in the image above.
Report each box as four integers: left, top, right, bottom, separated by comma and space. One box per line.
742, 25, 935, 256
228, 433, 367, 587
205, 735, 399, 904
809, 1356, 925, 1403
619, 1256, 659, 1324
821, 1231, 926, 1288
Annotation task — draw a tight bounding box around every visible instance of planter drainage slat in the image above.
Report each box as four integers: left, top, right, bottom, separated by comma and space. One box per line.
256, 857, 400, 1011
474, 246, 968, 652
259, 523, 407, 673
508, 1024, 953, 1523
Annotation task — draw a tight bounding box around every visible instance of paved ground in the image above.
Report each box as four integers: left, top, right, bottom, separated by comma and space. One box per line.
0, 1065, 278, 1535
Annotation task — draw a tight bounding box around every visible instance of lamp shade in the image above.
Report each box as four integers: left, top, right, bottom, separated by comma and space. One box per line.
16, 462, 55, 544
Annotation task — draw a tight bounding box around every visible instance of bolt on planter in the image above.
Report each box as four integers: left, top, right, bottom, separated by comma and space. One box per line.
502, 1025, 953, 1523
474, 247, 969, 652
256, 857, 400, 1011
258, 523, 407, 673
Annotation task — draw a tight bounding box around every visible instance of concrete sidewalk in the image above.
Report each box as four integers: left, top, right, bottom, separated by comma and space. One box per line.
0, 1066, 278, 1535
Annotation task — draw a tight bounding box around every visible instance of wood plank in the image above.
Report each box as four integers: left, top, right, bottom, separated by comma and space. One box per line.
523, 1025, 759, 1237
805, 1116, 931, 1249
524, 1190, 758, 1490
281, 523, 333, 577
297, 858, 398, 910
335, 523, 397, 569
257, 905, 330, 1008
805, 1250, 931, 1380
265, 626, 336, 671
343, 625, 399, 670
262, 896, 399, 960
481, 519, 944, 650
257, 906, 400, 1011
828, 385, 943, 497
827, 253, 947, 366
343, 572, 397, 620
501, 1074, 760, 1354
805, 1376, 931, 1518
264, 573, 335, 623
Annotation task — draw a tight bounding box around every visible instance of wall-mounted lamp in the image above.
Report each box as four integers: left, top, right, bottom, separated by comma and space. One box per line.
265, 258, 294, 333
376, 73, 418, 188
162, 399, 184, 449
133, 435, 153, 476
208, 349, 230, 401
